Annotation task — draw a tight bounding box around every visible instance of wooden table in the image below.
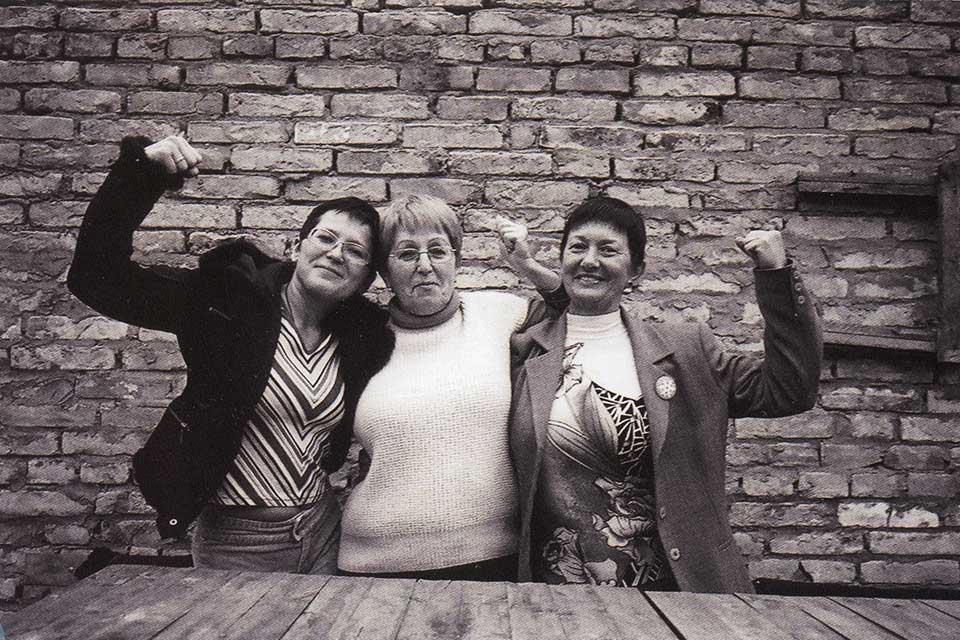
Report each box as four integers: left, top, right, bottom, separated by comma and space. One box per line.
3, 566, 959, 640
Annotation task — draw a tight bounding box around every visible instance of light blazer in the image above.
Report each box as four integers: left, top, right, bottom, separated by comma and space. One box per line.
508, 265, 822, 593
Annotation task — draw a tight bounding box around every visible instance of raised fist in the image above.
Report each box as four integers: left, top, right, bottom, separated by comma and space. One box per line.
736, 229, 787, 270
144, 135, 202, 177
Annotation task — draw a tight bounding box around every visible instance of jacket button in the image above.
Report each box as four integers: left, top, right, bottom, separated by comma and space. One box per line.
659, 507, 667, 519
169, 518, 178, 526
797, 295, 805, 305
794, 283, 802, 292
669, 548, 681, 561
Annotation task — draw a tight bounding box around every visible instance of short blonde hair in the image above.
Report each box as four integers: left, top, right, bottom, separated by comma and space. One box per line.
378, 194, 462, 272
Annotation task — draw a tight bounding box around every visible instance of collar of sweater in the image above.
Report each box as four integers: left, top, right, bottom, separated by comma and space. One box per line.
388, 291, 461, 330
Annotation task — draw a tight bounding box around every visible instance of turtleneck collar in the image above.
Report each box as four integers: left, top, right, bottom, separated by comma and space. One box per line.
566, 308, 623, 340
388, 291, 461, 329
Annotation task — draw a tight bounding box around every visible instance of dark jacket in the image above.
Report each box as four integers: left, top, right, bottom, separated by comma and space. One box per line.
67, 137, 395, 539
509, 265, 822, 593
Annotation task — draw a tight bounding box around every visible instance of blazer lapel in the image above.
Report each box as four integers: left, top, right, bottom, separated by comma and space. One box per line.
522, 314, 567, 451
622, 310, 674, 462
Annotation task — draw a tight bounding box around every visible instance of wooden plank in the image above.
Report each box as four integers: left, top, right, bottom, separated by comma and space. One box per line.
85, 568, 238, 640
787, 596, 904, 640
281, 575, 413, 640
797, 180, 936, 197
150, 571, 284, 640
460, 581, 512, 640
939, 159, 960, 363
737, 594, 851, 640
3, 565, 145, 635
647, 591, 795, 640
921, 598, 960, 620
823, 330, 936, 353
589, 586, 680, 640
505, 581, 569, 640
214, 573, 329, 639
800, 173, 936, 186
7, 567, 198, 640
395, 579, 467, 640
831, 596, 960, 640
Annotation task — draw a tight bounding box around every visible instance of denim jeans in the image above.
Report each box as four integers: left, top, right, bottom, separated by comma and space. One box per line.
191, 489, 341, 574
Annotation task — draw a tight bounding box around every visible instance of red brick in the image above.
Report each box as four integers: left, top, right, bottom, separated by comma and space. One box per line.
261, 10, 358, 35
530, 40, 581, 64
770, 531, 862, 554
295, 121, 399, 145
747, 45, 799, 70
85, 64, 181, 88
229, 93, 325, 118
575, 15, 674, 38
0, 115, 74, 140
156, 9, 255, 33
188, 120, 288, 143
730, 502, 833, 527
0, 6, 57, 29
471, 11, 570, 36
167, 36, 218, 60
287, 176, 388, 203
116, 34, 168, 60
869, 531, 960, 555
448, 151, 552, 176
807, 0, 908, 19
222, 37, 272, 60
861, 560, 958, 584
390, 178, 482, 205
0, 491, 86, 517
60, 8, 152, 31
178, 175, 280, 200
297, 65, 397, 89
752, 21, 853, 46
476, 67, 551, 93
127, 91, 222, 115
25, 89, 121, 115
486, 180, 588, 208
437, 38, 485, 63
402, 124, 502, 149
855, 25, 951, 50
678, 18, 754, 42
913, 0, 960, 22
186, 63, 289, 87
330, 94, 429, 119
366, 11, 465, 35
615, 155, 715, 182
844, 78, 947, 104
232, 147, 333, 173
0, 61, 79, 84
584, 40, 638, 64
12, 32, 64, 59
337, 150, 439, 175
801, 47, 855, 73
701, 0, 800, 16
64, 34, 114, 58
885, 445, 950, 470
436, 96, 510, 121
854, 135, 956, 160
634, 70, 735, 97
513, 96, 616, 121
691, 43, 743, 67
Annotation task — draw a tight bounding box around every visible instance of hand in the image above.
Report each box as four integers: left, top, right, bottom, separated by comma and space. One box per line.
736, 230, 787, 269
495, 215, 534, 270
144, 135, 202, 176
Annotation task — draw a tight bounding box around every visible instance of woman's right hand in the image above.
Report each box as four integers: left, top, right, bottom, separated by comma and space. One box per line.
496, 215, 534, 271
144, 135, 202, 176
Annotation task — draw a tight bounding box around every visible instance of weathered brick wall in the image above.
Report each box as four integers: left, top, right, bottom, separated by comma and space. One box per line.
1, 0, 959, 606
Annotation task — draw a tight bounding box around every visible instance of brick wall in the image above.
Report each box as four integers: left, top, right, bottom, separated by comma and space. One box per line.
1, 1, 959, 606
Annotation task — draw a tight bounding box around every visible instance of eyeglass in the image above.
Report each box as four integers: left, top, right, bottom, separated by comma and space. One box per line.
566, 242, 626, 259
305, 228, 371, 265
389, 245, 457, 264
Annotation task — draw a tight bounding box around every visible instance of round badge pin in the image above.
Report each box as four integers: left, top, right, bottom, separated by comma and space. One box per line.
655, 374, 677, 400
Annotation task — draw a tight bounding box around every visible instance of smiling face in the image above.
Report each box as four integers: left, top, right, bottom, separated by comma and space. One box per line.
561, 220, 642, 316
382, 225, 458, 316
291, 210, 374, 304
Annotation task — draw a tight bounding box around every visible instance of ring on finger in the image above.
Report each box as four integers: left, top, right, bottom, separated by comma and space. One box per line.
174, 155, 186, 163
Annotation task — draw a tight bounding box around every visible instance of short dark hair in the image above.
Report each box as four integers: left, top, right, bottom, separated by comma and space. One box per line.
560, 196, 646, 267
299, 196, 382, 268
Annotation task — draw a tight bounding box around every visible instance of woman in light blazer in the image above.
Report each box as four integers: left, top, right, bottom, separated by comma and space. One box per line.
507, 197, 822, 593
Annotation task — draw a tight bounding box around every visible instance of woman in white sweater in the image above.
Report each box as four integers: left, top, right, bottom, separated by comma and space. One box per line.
337, 195, 559, 581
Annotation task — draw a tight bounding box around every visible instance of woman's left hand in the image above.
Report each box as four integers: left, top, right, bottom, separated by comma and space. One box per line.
736, 230, 787, 270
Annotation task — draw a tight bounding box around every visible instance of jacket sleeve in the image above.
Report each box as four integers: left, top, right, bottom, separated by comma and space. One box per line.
518, 285, 568, 332
702, 262, 822, 419
67, 137, 193, 334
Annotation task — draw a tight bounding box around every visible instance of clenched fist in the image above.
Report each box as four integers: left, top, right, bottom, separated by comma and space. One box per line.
144, 135, 202, 177
736, 230, 787, 270
495, 215, 534, 271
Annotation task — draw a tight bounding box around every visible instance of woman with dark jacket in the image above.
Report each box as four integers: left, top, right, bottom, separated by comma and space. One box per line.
68, 135, 394, 574
507, 197, 822, 593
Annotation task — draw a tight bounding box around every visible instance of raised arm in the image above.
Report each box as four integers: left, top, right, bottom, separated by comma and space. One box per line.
706, 230, 822, 418
496, 216, 562, 292
67, 136, 203, 333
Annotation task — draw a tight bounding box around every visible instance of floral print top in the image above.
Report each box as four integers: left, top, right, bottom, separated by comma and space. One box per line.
531, 342, 675, 588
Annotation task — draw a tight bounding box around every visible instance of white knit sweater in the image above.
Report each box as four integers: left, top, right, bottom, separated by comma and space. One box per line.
338, 291, 529, 573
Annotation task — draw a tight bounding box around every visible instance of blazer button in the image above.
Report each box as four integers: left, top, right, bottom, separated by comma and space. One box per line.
659, 507, 667, 519
669, 548, 681, 561
169, 518, 178, 527
797, 295, 805, 305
